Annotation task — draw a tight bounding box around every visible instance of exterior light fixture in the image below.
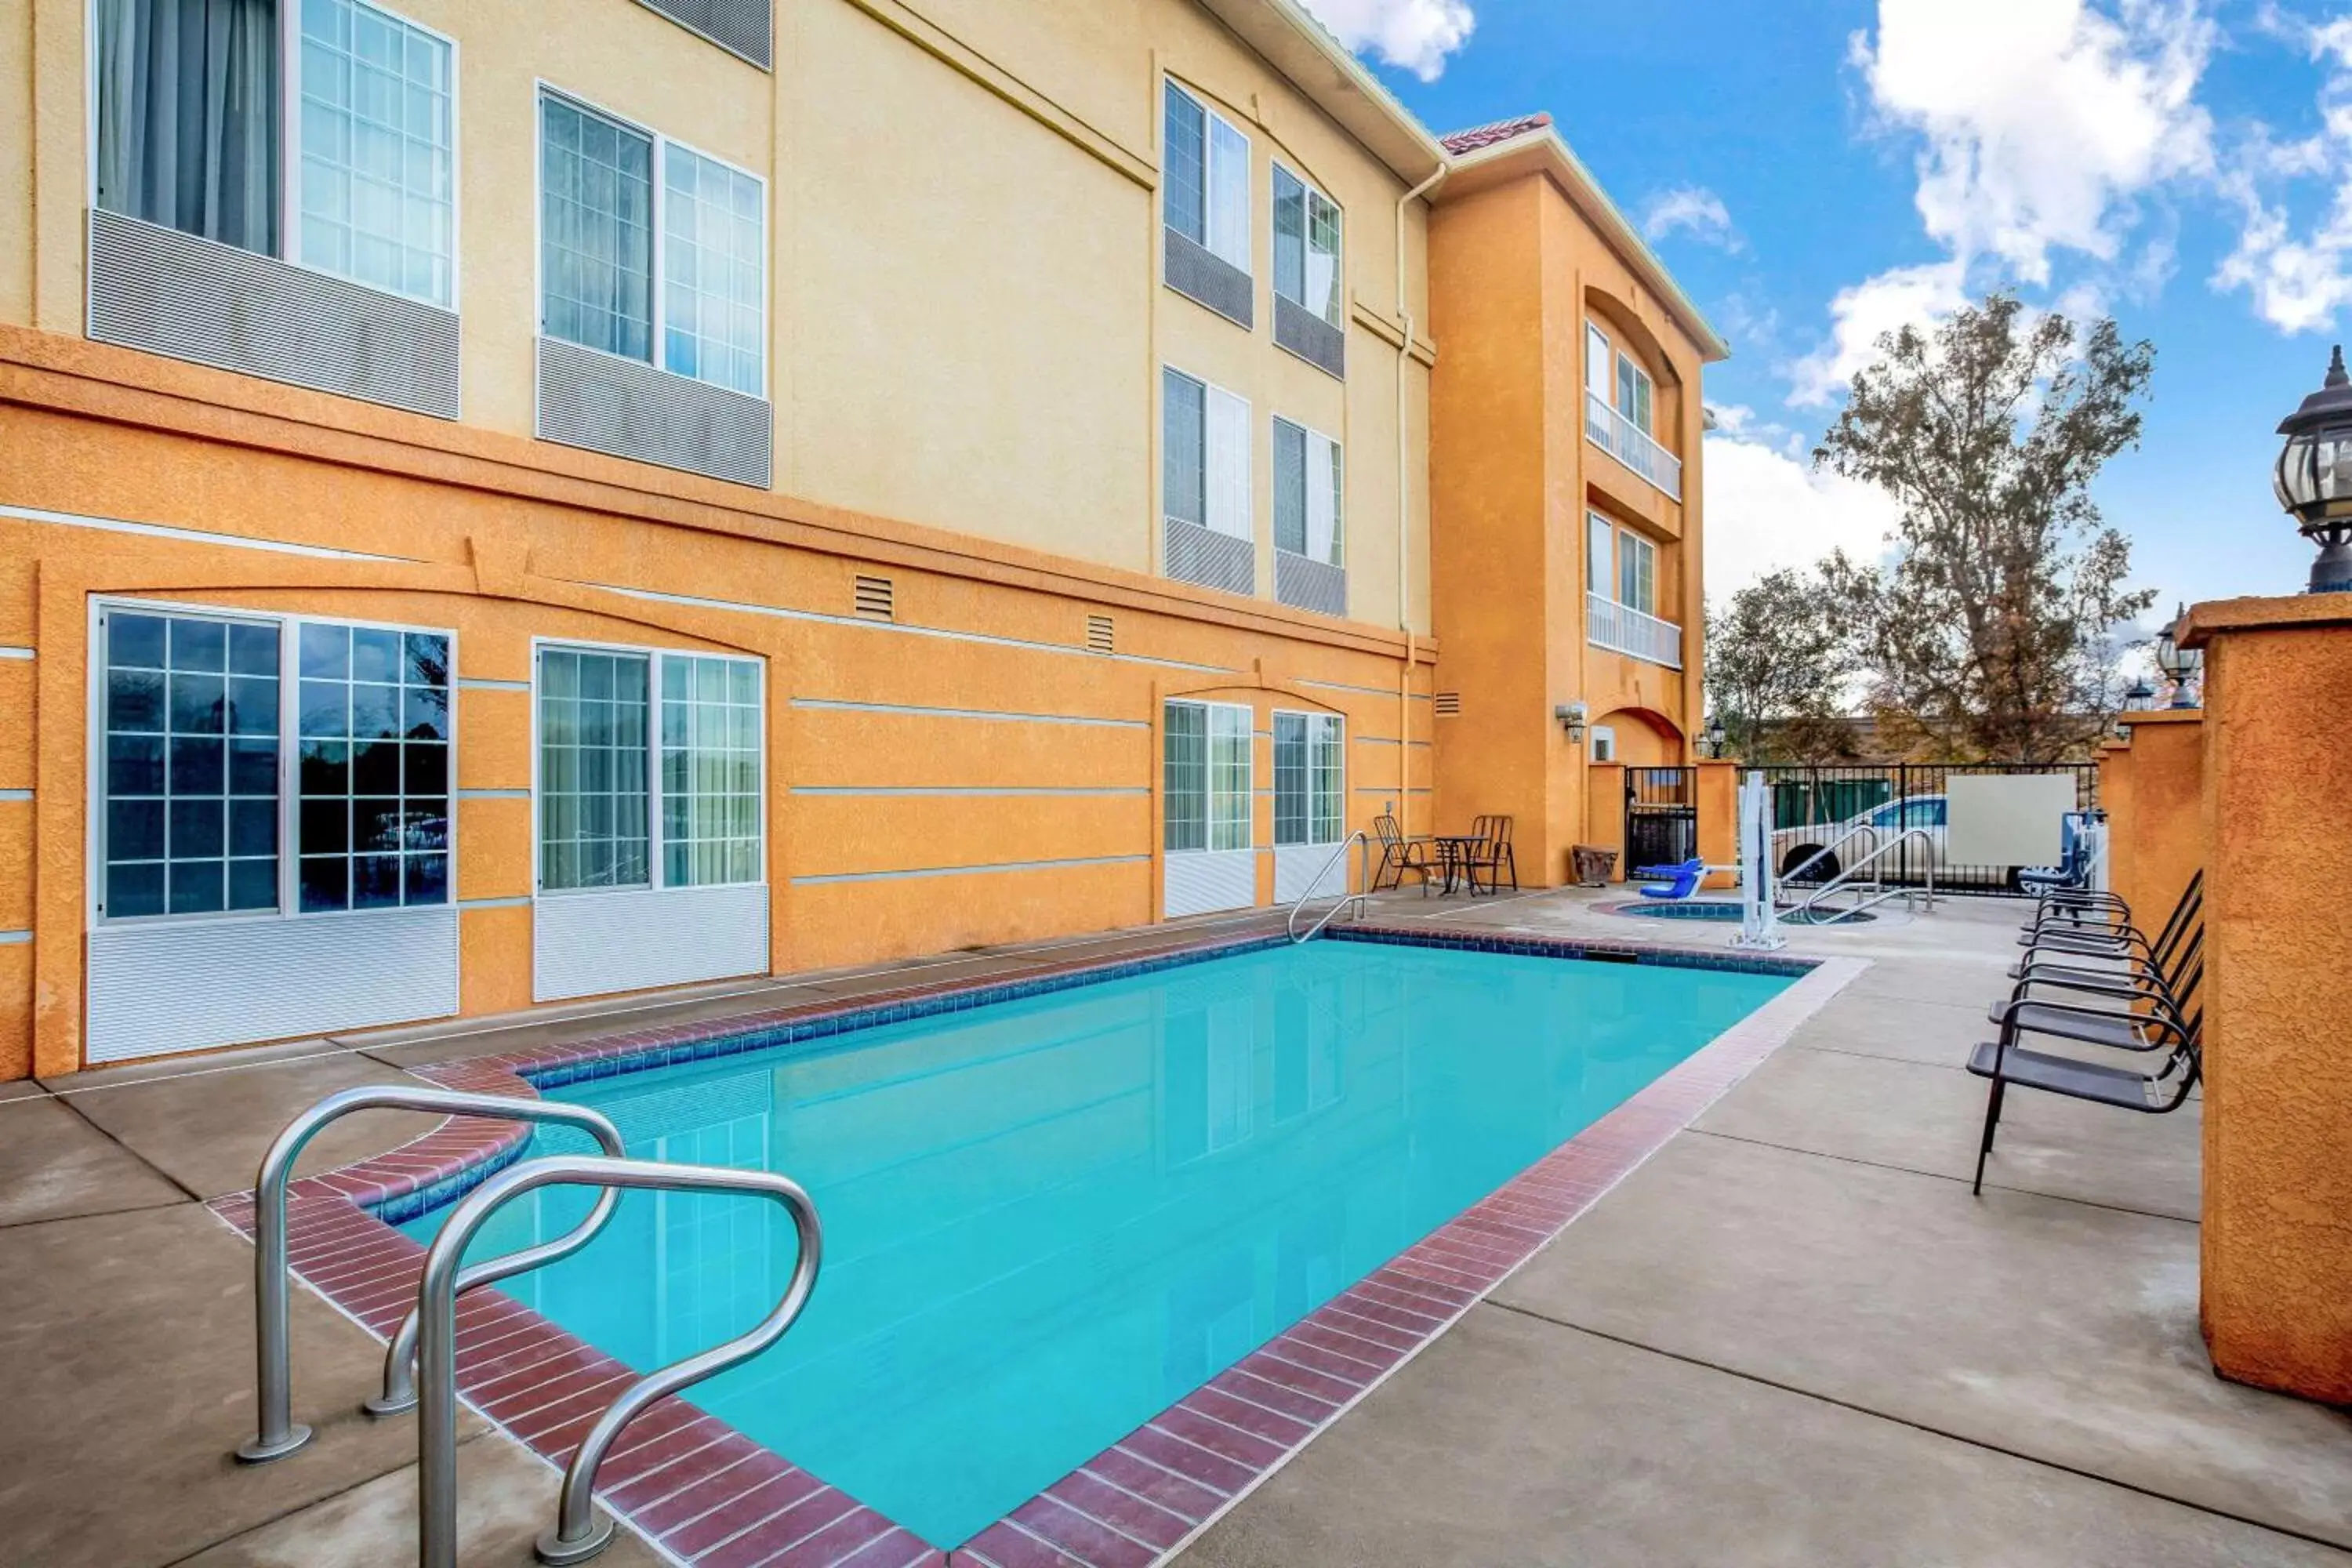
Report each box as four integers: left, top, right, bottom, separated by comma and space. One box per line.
1555, 702, 1588, 744
1704, 716, 1727, 758
2122, 677, 2156, 713
2275, 344, 2352, 593
2151, 604, 2201, 710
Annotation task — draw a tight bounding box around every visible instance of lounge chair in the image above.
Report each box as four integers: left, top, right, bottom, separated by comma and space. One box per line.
1632, 858, 1706, 901
1969, 1024, 2200, 1195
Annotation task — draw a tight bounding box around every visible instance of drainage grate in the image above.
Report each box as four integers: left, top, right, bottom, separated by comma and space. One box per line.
1087, 614, 1115, 654
854, 575, 895, 621
1434, 692, 1462, 717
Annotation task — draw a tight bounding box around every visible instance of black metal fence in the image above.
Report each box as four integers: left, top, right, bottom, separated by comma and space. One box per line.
1752, 763, 2099, 898
1624, 767, 1698, 872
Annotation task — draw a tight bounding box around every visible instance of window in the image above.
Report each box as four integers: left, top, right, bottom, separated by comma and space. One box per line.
539, 91, 767, 396
1590, 726, 1617, 764
1272, 166, 1341, 325
1586, 323, 1612, 403
537, 644, 763, 895
1274, 712, 1343, 846
1619, 531, 1657, 614
1165, 700, 1252, 854
96, 603, 452, 923
1617, 353, 1655, 436
1588, 320, 1657, 435
296, 622, 451, 911
1163, 82, 1250, 275
1273, 418, 1342, 567
1163, 369, 1253, 542
93, 0, 456, 307
1588, 514, 1613, 597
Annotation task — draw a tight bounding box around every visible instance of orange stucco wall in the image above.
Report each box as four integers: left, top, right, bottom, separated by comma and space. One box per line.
1425, 165, 1707, 890
0, 328, 1437, 1077
2187, 597, 2352, 1404
2096, 709, 2203, 935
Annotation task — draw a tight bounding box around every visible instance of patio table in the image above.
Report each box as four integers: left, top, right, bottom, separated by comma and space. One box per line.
1432, 834, 1487, 896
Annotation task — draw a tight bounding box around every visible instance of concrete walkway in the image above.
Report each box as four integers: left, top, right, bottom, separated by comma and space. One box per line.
1, 893, 2344, 1566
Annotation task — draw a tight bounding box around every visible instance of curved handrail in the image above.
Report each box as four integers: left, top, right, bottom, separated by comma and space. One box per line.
1777, 815, 1892, 888
415, 1155, 822, 1568
234, 1086, 626, 1464
1287, 830, 1369, 942
1792, 827, 1936, 922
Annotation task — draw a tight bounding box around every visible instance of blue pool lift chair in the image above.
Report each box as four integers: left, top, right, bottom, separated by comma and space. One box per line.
1631, 858, 1708, 900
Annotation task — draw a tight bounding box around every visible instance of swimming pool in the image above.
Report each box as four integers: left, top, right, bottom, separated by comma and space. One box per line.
1609, 900, 1880, 927
403, 935, 1791, 1548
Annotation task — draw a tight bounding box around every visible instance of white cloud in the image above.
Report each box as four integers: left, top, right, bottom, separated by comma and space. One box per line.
1297, 0, 1474, 82
1784, 260, 1969, 407
1702, 434, 1904, 596
2213, 14, 2352, 332
1851, 0, 2215, 283
1641, 187, 1745, 253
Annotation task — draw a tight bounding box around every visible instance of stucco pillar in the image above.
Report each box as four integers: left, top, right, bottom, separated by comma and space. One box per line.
1693, 760, 1740, 889
2100, 708, 2203, 927
2183, 597, 2352, 1404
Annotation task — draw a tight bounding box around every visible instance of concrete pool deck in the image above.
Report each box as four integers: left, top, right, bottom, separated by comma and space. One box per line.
1, 890, 2345, 1566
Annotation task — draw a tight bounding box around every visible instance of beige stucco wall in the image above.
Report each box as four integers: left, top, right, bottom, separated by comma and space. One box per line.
0, 0, 1432, 626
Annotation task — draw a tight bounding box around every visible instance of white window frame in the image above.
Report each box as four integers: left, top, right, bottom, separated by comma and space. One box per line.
86, 597, 459, 927
1163, 78, 1252, 277
1586, 321, 1613, 402
532, 83, 771, 399
1165, 366, 1254, 543
85, 0, 463, 308
1588, 511, 1615, 599
1619, 529, 1657, 615
1272, 159, 1342, 326
529, 637, 767, 899
1272, 709, 1345, 848
1163, 698, 1254, 855
1272, 415, 1342, 568
1617, 350, 1655, 437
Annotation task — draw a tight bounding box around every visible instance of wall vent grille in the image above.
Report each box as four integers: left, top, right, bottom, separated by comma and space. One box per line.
1274, 295, 1347, 379
1163, 228, 1254, 328
854, 575, 895, 621
1434, 692, 1463, 717
87, 209, 460, 419
1163, 517, 1255, 597
1275, 550, 1347, 617
1087, 615, 1115, 654
633, 0, 772, 69
535, 336, 772, 488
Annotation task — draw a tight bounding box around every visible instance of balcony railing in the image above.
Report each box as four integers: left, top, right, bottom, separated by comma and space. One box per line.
1586, 389, 1682, 502
1588, 591, 1683, 669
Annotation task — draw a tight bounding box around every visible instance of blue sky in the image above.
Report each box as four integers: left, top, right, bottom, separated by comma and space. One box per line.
1305, 0, 2352, 618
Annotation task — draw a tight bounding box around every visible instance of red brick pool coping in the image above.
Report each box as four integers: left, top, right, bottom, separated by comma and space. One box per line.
205, 927, 1864, 1568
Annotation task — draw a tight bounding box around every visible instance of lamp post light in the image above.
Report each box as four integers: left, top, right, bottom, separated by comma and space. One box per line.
1704, 716, 1727, 759
2275, 344, 2352, 593
2152, 603, 2201, 710
2122, 677, 2156, 712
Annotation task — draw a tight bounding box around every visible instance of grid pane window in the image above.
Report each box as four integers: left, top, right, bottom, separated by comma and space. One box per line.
1310, 715, 1343, 844
1208, 705, 1252, 852
540, 95, 654, 361
1273, 168, 1341, 325
1272, 712, 1307, 847
298, 0, 455, 307
1163, 83, 1207, 246
1163, 368, 1207, 527
660, 655, 762, 887
103, 610, 280, 919
296, 622, 450, 912
662, 143, 765, 396
1274, 419, 1342, 565
1619, 532, 1657, 614
1163, 701, 1207, 853
1163, 81, 1248, 272
538, 648, 651, 891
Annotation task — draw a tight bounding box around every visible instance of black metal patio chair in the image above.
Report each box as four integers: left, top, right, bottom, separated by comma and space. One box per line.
1370, 814, 1437, 895
1461, 815, 1519, 895
1969, 1022, 2201, 1195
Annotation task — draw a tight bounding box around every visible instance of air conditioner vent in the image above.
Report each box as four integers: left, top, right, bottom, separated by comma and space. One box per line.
1086, 615, 1115, 654
1434, 692, 1462, 717
854, 575, 895, 621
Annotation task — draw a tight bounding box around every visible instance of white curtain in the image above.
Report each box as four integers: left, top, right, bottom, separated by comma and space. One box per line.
93, 0, 279, 256
1206, 387, 1253, 542
1306, 431, 1341, 565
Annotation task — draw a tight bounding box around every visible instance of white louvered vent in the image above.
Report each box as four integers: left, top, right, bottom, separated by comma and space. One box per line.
635, 0, 772, 69
855, 575, 895, 621
1087, 615, 1115, 654
1163, 517, 1255, 597
1435, 692, 1463, 717
1275, 551, 1347, 617
535, 336, 772, 488
87, 209, 460, 419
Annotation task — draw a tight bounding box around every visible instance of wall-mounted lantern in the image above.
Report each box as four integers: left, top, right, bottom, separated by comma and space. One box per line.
1555, 701, 1588, 744
2152, 604, 2201, 710
2275, 345, 2352, 593
1704, 715, 1727, 758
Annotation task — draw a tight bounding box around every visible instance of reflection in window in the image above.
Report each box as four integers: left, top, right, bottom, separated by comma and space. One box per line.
296, 622, 450, 911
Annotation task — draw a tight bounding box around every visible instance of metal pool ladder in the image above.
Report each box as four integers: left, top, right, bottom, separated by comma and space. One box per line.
234, 1088, 823, 1568
1287, 829, 1370, 942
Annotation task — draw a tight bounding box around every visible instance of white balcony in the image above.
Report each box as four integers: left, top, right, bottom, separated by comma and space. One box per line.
1588, 591, 1683, 669
1586, 389, 1683, 502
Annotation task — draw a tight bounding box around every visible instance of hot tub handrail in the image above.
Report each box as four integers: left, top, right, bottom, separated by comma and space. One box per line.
234, 1085, 627, 1465
1287, 830, 1370, 943
1791, 827, 1937, 923
415, 1154, 822, 1568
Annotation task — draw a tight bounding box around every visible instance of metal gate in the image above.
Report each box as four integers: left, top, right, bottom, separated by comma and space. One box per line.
1624, 768, 1698, 871
1753, 763, 2099, 898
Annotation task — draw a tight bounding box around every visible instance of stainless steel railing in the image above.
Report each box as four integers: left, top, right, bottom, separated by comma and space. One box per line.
235, 1086, 627, 1464
1791, 827, 1938, 924
414, 1155, 822, 1568
1287, 830, 1369, 942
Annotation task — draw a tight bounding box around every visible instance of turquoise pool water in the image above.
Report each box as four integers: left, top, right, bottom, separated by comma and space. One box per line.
402, 938, 1789, 1547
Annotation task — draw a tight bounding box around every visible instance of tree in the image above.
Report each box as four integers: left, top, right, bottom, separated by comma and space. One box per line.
1705, 566, 1864, 762
1813, 293, 2157, 763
